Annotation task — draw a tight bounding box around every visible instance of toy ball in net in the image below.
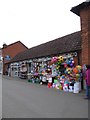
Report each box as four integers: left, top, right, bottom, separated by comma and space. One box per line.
58, 56, 64, 62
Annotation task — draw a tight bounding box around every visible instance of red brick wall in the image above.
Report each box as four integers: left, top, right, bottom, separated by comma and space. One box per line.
2, 41, 28, 74
74, 55, 78, 65
73, 51, 81, 66
80, 6, 90, 65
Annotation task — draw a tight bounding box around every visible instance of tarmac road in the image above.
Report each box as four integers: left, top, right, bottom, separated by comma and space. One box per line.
2, 76, 88, 118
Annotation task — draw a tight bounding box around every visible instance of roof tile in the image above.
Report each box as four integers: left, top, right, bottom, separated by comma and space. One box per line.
11, 31, 81, 62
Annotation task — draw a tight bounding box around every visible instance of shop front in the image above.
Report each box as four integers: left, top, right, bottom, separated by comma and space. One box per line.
12, 51, 82, 93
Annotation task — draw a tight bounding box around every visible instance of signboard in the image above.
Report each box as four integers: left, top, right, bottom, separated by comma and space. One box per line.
5, 55, 11, 61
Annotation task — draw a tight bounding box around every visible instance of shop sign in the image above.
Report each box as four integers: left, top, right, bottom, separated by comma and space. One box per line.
62, 52, 77, 59
46, 57, 51, 61
28, 60, 33, 63
33, 59, 38, 62
5, 55, 11, 60
37, 58, 42, 62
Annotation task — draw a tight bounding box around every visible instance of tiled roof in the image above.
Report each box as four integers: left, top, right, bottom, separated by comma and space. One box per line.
71, 1, 90, 16
11, 31, 81, 63
2, 41, 28, 49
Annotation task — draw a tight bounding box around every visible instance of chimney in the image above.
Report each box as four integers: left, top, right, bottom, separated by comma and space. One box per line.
3, 43, 7, 48
71, 1, 90, 65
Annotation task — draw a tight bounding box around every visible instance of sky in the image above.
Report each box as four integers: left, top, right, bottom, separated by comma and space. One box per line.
0, 0, 85, 48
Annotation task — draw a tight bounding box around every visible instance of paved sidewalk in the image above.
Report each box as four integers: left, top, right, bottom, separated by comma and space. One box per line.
2, 75, 86, 95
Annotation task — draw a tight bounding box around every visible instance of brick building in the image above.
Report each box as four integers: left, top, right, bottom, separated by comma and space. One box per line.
71, 0, 90, 65
2, 41, 28, 75
4, 1, 90, 90
11, 31, 81, 64
10, 1, 90, 68
10, 31, 83, 90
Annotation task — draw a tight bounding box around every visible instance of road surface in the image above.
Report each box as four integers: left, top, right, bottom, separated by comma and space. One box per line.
2, 76, 88, 118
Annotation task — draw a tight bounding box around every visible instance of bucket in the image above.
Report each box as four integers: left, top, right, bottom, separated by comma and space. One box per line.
73, 82, 80, 93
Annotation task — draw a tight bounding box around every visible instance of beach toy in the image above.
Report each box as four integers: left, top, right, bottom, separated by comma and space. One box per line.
73, 68, 78, 74
76, 65, 81, 70
64, 63, 67, 68
58, 56, 64, 62
70, 63, 73, 67
51, 57, 58, 63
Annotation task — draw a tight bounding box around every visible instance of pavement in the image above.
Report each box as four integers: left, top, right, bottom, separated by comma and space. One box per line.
2, 75, 88, 118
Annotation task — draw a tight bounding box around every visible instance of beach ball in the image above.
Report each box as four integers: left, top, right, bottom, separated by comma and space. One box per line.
57, 61, 62, 65
48, 68, 51, 71
70, 57, 74, 61
68, 71, 70, 74
58, 56, 64, 62
76, 65, 81, 70
73, 68, 78, 74
72, 61, 75, 64
70, 63, 73, 67
68, 60, 72, 64
56, 65, 60, 69
64, 63, 67, 68
67, 68, 71, 71
51, 57, 57, 63
66, 60, 69, 65
76, 74, 80, 78
61, 75, 65, 79
64, 70, 68, 74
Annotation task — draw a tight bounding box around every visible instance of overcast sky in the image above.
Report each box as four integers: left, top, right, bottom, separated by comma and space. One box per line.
0, 0, 85, 48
